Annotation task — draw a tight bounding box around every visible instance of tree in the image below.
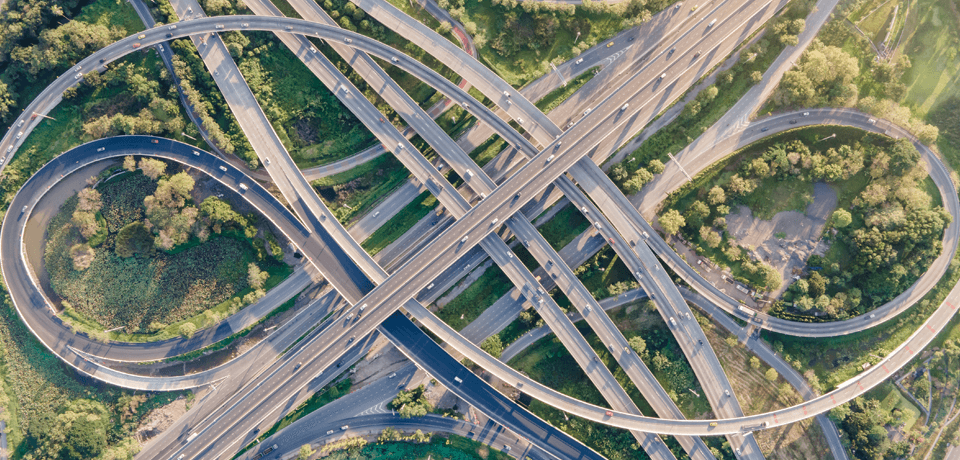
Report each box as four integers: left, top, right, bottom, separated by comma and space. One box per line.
69, 244, 95, 271
138, 158, 167, 180
76, 188, 102, 212
778, 382, 794, 402
832, 209, 852, 228
247, 263, 268, 289
178, 322, 197, 338
297, 444, 316, 460
749, 356, 760, 369
914, 376, 930, 401
123, 155, 136, 171
760, 264, 782, 290
437, 21, 453, 35
647, 159, 665, 174
623, 168, 653, 193
764, 367, 778, 382
481, 335, 504, 358
115, 222, 154, 258
707, 186, 726, 205
72, 211, 100, 239
30, 399, 110, 460
628, 336, 646, 355
699, 226, 722, 248
659, 209, 685, 235
808, 272, 826, 298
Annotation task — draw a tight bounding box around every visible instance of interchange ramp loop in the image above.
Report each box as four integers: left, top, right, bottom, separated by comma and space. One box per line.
0, 136, 322, 390
0, 14, 954, 438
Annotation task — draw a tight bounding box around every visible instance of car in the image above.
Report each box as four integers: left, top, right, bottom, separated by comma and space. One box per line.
660, 73, 666, 80
379, 116, 384, 122
514, 192, 521, 200
694, 50, 701, 58
344, 37, 352, 43
326, 429, 335, 435
74, 73, 81, 80
546, 154, 555, 163
239, 183, 248, 191
594, 221, 602, 230
193, 150, 200, 156
132, 43, 141, 49
606, 42, 614, 48
16, 132, 22, 139
242, 23, 249, 27
138, 34, 146, 39
869, 118, 876, 123
789, 119, 798, 124
99, 58, 105, 63
341, 425, 349, 431
802, 112, 810, 116
215, 25, 224, 29
219, 165, 228, 172
668, 48, 675, 55
345, 312, 354, 320
388, 372, 397, 378
294, 362, 302, 370
347, 336, 355, 344
628, 36, 635, 41
581, 206, 589, 213
151, 139, 159, 144
675, 2, 682, 8
620, 103, 629, 111
593, 356, 599, 362
336, 361, 343, 367
5, 146, 12, 153
460, 236, 469, 244
454, 376, 463, 383
605, 411, 614, 416
760, 127, 769, 132
97, 147, 105, 152
252, 428, 259, 434
21, 205, 27, 213
575, 58, 584, 64
709, 422, 718, 427
166, 33, 172, 38
724, 389, 730, 396
169, 25, 177, 30
583, 108, 592, 116
517, 117, 523, 124
669, 317, 677, 326
285, 26, 293, 31
391, 56, 399, 63
708, 18, 716, 27
468, 431, 475, 436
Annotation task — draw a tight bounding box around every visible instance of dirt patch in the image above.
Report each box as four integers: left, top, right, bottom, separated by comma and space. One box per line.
725, 183, 837, 297
136, 387, 208, 444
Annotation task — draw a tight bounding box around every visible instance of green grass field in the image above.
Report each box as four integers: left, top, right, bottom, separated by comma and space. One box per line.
312, 155, 412, 226
437, 265, 513, 330
459, 0, 627, 87
538, 204, 591, 251
901, 0, 960, 117
361, 191, 439, 256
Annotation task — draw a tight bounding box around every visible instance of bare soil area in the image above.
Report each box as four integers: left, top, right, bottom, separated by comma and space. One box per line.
725, 183, 838, 298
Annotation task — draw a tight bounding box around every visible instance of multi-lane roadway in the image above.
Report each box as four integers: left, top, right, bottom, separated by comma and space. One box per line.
0, 1, 955, 459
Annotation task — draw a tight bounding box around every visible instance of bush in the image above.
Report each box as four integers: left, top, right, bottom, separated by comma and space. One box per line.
178, 322, 197, 338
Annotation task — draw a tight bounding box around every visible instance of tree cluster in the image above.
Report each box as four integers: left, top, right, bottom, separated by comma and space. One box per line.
26, 398, 109, 460
390, 384, 433, 418
765, 137, 949, 316
831, 397, 895, 460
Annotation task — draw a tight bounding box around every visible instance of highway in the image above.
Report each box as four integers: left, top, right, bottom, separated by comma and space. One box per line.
255, 0, 700, 455
0, 3, 954, 458
358, 0, 771, 455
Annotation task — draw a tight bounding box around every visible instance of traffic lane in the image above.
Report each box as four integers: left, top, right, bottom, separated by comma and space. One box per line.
380, 311, 606, 460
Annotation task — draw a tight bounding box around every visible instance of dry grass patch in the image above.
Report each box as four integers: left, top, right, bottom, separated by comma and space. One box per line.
700, 313, 831, 459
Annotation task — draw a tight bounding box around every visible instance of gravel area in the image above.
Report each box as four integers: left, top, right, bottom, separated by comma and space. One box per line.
725, 182, 838, 297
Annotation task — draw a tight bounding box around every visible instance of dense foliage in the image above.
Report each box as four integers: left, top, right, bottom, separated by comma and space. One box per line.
43, 165, 281, 333
390, 385, 433, 418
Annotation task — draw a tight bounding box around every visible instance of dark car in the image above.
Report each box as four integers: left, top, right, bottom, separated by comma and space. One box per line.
760, 127, 769, 132
789, 119, 798, 124
166, 33, 172, 38
336, 361, 343, 368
